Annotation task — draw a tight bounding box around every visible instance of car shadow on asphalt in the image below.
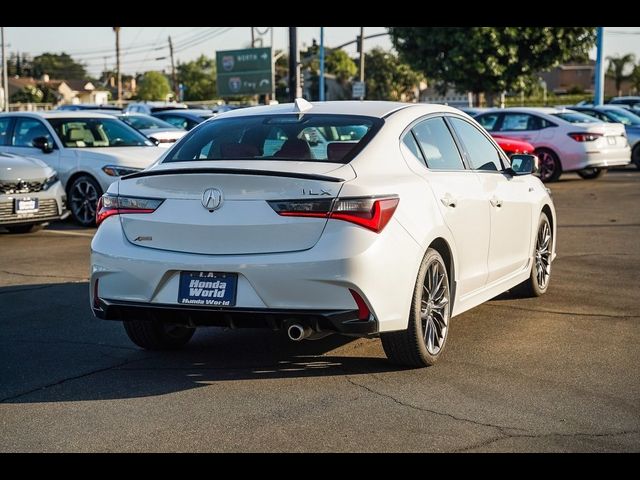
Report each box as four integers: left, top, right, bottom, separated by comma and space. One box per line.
1, 282, 403, 404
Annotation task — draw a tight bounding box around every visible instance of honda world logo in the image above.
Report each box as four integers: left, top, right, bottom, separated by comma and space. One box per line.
202, 188, 223, 212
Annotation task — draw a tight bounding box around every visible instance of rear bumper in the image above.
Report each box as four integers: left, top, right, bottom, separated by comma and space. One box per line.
93, 297, 377, 335
90, 213, 423, 333
566, 147, 631, 170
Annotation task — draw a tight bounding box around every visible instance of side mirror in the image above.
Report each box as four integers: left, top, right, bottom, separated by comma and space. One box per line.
508, 154, 538, 175
32, 136, 54, 153
148, 136, 160, 146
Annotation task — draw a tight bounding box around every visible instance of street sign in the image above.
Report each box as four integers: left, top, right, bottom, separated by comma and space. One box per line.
352, 81, 366, 99
216, 47, 272, 96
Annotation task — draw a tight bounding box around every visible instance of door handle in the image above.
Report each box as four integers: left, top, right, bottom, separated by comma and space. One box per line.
490, 197, 503, 208
440, 195, 457, 208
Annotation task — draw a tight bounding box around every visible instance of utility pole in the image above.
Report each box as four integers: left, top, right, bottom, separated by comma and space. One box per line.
319, 27, 325, 101
594, 27, 605, 106
112, 27, 122, 106
358, 27, 365, 100
1, 27, 8, 112
168, 36, 178, 101
288, 27, 301, 101
250, 27, 255, 48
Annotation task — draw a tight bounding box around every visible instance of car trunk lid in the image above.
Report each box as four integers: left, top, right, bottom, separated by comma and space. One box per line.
117, 161, 355, 255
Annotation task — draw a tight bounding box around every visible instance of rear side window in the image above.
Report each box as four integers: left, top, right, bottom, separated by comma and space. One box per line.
411, 117, 465, 171
449, 117, 503, 172
476, 113, 501, 131
164, 114, 382, 164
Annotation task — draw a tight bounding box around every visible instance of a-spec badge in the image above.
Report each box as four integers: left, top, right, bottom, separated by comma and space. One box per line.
202, 188, 224, 212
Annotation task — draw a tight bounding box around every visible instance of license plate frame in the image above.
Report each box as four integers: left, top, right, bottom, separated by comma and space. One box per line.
15, 197, 39, 214
177, 271, 237, 307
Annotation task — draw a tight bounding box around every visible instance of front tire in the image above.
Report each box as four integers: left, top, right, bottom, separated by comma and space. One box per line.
381, 248, 451, 368
513, 213, 552, 297
535, 148, 562, 183
123, 320, 195, 350
68, 175, 102, 227
577, 167, 607, 180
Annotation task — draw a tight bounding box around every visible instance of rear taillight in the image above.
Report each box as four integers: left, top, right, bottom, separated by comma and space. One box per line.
96, 193, 164, 227
568, 132, 602, 142
268, 195, 399, 233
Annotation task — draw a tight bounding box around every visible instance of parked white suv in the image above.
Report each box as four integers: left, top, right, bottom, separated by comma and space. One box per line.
0, 112, 167, 226
475, 107, 631, 182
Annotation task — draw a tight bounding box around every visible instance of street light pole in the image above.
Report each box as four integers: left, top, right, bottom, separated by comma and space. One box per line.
319, 27, 325, 102
1, 27, 9, 112
594, 27, 605, 106
288, 27, 301, 101
168, 36, 178, 101
358, 27, 365, 100
112, 27, 122, 106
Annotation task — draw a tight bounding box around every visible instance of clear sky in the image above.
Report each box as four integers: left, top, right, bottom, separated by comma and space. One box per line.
3, 27, 640, 78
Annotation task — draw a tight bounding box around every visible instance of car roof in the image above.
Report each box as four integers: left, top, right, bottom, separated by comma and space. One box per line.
157, 109, 213, 116
214, 100, 416, 120
0, 111, 120, 119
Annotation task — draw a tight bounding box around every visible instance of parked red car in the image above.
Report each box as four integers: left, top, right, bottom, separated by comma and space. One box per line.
492, 134, 535, 157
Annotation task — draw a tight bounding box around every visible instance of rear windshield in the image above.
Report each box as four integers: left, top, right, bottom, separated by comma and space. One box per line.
163, 114, 382, 164
552, 112, 600, 124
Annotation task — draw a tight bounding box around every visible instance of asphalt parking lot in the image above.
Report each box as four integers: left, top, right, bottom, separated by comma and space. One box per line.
1, 170, 639, 452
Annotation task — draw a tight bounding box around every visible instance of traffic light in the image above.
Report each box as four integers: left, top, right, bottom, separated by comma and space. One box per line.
356, 35, 361, 53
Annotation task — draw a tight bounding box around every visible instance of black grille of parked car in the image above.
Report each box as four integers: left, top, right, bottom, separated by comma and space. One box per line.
0, 199, 59, 224
0, 180, 44, 194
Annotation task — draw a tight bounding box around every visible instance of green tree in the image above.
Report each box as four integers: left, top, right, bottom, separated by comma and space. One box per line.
630, 64, 640, 94
388, 27, 596, 106
136, 71, 171, 101
31, 52, 87, 79
177, 55, 217, 101
10, 85, 43, 103
325, 49, 357, 83
607, 54, 636, 96
364, 48, 424, 101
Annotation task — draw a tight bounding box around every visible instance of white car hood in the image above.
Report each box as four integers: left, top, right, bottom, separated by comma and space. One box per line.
0, 152, 55, 181
72, 146, 166, 169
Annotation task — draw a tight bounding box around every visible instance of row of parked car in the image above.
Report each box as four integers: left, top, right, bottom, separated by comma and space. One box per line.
460, 101, 639, 182
0, 102, 244, 231
0, 99, 637, 233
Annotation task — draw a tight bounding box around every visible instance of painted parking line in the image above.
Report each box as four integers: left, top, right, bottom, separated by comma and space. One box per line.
42, 229, 95, 238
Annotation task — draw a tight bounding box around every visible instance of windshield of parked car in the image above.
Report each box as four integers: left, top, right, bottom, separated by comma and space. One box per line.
164, 114, 382, 163
47, 118, 154, 148
119, 115, 176, 130
604, 108, 640, 126
551, 112, 600, 124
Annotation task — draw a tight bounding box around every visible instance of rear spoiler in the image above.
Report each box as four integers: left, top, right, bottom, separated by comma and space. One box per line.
122, 168, 346, 183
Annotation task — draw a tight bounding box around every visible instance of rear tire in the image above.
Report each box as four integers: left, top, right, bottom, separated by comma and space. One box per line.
381, 248, 451, 368
632, 144, 640, 170
577, 167, 607, 179
123, 320, 195, 350
6, 224, 44, 234
513, 213, 552, 298
534, 148, 562, 183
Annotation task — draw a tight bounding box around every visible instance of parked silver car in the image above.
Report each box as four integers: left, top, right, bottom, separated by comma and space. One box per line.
0, 152, 68, 233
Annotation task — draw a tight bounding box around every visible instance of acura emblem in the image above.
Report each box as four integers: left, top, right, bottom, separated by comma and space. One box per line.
202, 188, 223, 211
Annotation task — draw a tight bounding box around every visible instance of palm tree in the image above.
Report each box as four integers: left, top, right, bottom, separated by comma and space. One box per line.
607, 54, 636, 96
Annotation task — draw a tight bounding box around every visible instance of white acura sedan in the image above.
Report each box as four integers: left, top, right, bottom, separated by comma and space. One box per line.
90, 101, 556, 367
